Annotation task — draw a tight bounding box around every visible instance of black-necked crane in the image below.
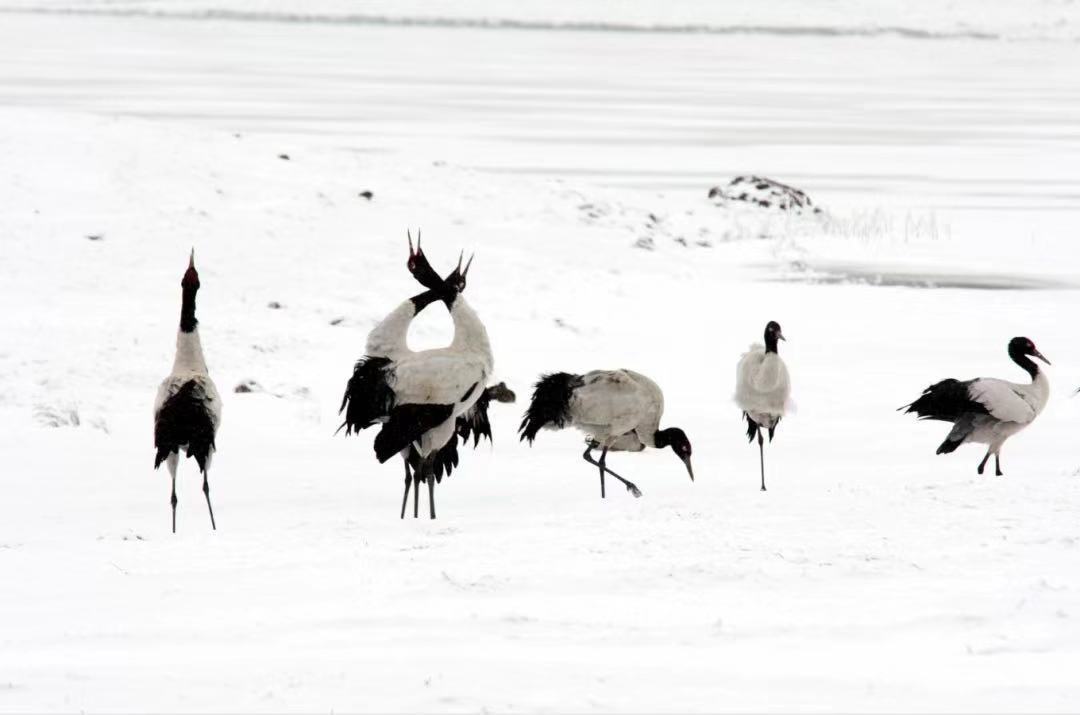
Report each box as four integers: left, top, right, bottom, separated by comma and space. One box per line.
153, 250, 222, 533
735, 320, 791, 492
397, 241, 514, 500
519, 370, 694, 498
901, 337, 1050, 475
339, 235, 503, 518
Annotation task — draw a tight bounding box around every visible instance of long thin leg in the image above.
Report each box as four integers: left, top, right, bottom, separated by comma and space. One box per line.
599, 447, 606, 499
400, 459, 412, 519
758, 430, 766, 492
414, 467, 421, 519
167, 454, 178, 534
977, 451, 991, 475
427, 459, 437, 520
202, 469, 217, 530
995, 454, 1003, 477
583, 445, 605, 498
582, 447, 642, 498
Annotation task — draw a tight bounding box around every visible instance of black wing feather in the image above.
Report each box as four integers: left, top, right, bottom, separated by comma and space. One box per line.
743, 412, 759, 442
154, 380, 216, 472
458, 389, 493, 448
901, 378, 989, 422
374, 403, 454, 463
339, 356, 394, 435
408, 434, 460, 483
410, 382, 515, 481
519, 372, 583, 444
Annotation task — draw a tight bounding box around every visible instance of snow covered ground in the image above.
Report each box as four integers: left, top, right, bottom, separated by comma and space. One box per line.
1, 4, 1079, 712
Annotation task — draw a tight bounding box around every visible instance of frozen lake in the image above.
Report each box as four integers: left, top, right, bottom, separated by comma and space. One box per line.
1, 11, 1079, 219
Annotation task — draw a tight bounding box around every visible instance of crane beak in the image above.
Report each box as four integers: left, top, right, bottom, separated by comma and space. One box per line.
406, 230, 448, 291
1032, 348, 1050, 365
777, 330, 786, 342
182, 248, 200, 287
681, 455, 695, 482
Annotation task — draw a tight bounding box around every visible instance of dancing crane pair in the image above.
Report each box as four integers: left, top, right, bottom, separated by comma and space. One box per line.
152, 237, 1051, 530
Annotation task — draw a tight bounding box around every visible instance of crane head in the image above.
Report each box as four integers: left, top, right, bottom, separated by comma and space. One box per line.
1009, 336, 1049, 365
657, 427, 694, 481
406, 230, 445, 291
443, 251, 474, 296
405, 232, 474, 305
181, 248, 200, 291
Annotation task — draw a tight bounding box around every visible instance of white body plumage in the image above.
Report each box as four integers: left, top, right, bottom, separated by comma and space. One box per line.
567, 369, 664, 450
369, 293, 492, 458
735, 342, 790, 430
155, 330, 222, 432
951, 373, 1049, 448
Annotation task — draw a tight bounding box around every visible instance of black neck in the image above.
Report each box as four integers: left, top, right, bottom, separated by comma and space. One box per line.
1009, 346, 1039, 379
765, 332, 780, 354
653, 429, 672, 448
180, 285, 198, 333
410, 289, 441, 313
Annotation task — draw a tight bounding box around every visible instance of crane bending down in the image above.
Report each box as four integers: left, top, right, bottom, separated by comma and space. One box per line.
153, 250, 222, 533
735, 321, 791, 491
520, 369, 694, 499
901, 337, 1050, 476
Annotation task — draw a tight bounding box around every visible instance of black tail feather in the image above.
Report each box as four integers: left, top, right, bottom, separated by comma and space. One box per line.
462, 381, 516, 447
408, 433, 460, 483
519, 372, 583, 444
901, 378, 987, 422
374, 403, 454, 463
936, 415, 975, 454
154, 380, 216, 473
743, 412, 758, 443
339, 356, 394, 435
413, 382, 516, 481
936, 437, 963, 454
458, 390, 493, 448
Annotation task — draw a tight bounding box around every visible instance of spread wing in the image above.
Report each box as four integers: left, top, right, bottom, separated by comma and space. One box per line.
968, 378, 1037, 424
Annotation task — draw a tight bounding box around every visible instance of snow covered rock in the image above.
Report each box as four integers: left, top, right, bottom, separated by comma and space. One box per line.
708, 176, 822, 214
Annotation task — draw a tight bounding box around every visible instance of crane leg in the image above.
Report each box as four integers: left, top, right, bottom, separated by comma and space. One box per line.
202, 469, 217, 530
599, 450, 606, 499
995, 453, 1003, 477
977, 451, 991, 475
758, 430, 767, 492
582, 446, 642, 498
583, 445, 605, 498
414, 468, 421, 518
400, 458, 412, 519
427, 459, 437, 520
167, 453, 179, 534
